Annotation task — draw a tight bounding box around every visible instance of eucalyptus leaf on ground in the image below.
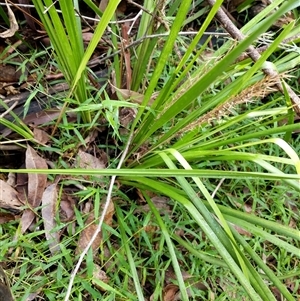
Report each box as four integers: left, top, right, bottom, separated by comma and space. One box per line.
0, 1, 299, 300
41, 184, 60, 255
21, 145, 47, 234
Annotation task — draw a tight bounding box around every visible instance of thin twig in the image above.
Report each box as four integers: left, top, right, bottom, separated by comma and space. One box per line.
0, 100, 18, 118
236, 33, 300, 62
0, 145, 24, 150
206, 0, 300, 114
127, 9, 142, 35
127, 0, 167, 29
0, 2, 141, 25
211, 178, 225, 199
63, 131, 134, 301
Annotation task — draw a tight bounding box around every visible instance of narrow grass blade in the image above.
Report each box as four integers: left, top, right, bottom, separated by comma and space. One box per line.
144, 193, 189, 301
116, 206, 145, 301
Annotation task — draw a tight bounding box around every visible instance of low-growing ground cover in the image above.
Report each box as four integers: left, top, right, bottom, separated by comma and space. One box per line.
0, 1, 300, 300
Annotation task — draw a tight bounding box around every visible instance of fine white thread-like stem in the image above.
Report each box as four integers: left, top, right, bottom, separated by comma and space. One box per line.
64, 131, 134, 301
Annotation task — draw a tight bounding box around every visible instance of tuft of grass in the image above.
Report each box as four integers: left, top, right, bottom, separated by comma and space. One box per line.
0, 0, 300, 300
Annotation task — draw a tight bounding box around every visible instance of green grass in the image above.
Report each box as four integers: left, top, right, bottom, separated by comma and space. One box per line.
0, 0, 300, 300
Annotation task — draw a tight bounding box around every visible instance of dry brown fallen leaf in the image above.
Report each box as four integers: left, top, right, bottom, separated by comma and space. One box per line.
0, 212, 16, 224
0, 109, 62, 138
0, 0, 19, 38
111, 83, 159, 105
150, 284, 180, 301
82, 32, 94, 42
76, 199, 115, 256
92, 263, 110, 292
14, 172, 28, 204
99, 199, 116, 271
162, 284, 180, 301
0, 64, 22, 83
135, 196, 172, 215
41, 184, 60, 255
23, 109, 62, 126
26, 145, 48, 205
99, 0, 109, 12
20, 145, 47, 233
75, 149, 106, 183
119, 107, 137, 128
230, 223, 252, 238
79, 262, 109, 293
0, 179, 23, 211
103, 198, 114, 226
6, 172, 16, 186
155, 267, 208, 301
60, 196, 76, 222
33, 128, 50, 145
75, 202, 102, 255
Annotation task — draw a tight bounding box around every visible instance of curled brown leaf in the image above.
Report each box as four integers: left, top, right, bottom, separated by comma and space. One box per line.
0, 179, 23, 211
0, 0, 19, 38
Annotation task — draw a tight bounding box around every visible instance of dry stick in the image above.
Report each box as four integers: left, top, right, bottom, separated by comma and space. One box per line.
236, 33, 300, 62
207, 0, 300, 115
0, 100, 18, 118
211, 178, 225, 199
63, 131, 134, 301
